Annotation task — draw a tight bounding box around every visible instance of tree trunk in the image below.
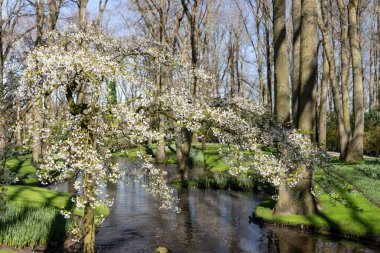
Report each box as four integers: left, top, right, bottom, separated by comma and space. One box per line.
274, 0, 318, 216
264, 3, 273, 112
32, 0, 45, 165
274, 166, 317, 215
79, 0, 88, 28
254, 11, 265, 104
318, 0, 349, 159
273, 0, 290, 122
292, 0, 301, 124
319, 49, 329, 149
337, 0, 352, 138
345, 0, 364, 162
175, 130, 189, 180
83, 204, 95, 253
156, 115, 166, 162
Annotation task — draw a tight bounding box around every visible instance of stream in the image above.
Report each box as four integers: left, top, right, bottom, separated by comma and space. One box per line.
49, 157, 379, 253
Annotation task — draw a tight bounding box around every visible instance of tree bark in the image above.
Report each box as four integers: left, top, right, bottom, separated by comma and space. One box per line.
264, 2, 273, 112
292, 0, 301, 124
318, 0, 349, 159
337, 0, 352, 137
345, 0, 364, 162
274, 0, 318, 216
32, 0, 45, 164
273, 0, 290, 122
319, 49, 329, 149
79, 0, 88, 28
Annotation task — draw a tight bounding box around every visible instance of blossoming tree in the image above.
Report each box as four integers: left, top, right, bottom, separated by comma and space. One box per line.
19, 25, 332, 252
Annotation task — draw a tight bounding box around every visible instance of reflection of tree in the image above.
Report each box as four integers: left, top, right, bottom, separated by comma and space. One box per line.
176, 188, 193, 245
267, 227, 316, 253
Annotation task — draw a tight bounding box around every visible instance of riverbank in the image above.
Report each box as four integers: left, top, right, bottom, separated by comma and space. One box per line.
253, 162, 380, 245
117, 144, 380, 245
113, 143, 230, 172
1, 155, 108, 251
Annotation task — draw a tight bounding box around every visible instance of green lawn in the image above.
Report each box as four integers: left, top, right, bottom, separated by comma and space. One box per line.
333, 162, 380, 206
254, 161, 380, 238
6, 155, 39, 186
114, 143, 230, 172
1, 155, 109, 249
0, 202, 73, 249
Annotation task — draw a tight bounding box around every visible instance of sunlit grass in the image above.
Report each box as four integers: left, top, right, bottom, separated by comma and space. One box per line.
255, 188, 380, 236
0, 202, 73, 249
255, 161, 380, 237
113, 143, 230, 172
6, 155, 38, 186
334, 163, 380, 206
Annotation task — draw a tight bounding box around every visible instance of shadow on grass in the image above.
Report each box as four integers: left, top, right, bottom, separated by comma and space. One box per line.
6, 156, 38, 186
2, 185, 75, 251
254, 182, 377, 239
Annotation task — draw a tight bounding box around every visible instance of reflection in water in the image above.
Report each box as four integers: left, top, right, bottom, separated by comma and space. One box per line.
50, 158, 379, 253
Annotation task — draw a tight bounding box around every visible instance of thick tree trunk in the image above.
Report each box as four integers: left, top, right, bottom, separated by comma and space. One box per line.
318, 50, 329, 149
273, 0, 290, 122
274, 166, 317, 215
345, 0, 364, 162
274, 0, 318, 216
292, 0, 301, 124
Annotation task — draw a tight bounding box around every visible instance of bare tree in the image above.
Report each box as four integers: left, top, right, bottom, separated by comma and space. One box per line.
345, 0, 364, 162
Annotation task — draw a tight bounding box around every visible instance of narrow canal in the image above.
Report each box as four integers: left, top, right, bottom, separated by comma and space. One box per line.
50, 157, 379, 253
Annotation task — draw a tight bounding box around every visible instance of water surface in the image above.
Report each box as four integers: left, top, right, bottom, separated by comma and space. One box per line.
50, 158, 379, 253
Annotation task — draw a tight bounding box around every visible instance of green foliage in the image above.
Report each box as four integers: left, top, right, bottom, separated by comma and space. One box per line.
0, 202, 73, 249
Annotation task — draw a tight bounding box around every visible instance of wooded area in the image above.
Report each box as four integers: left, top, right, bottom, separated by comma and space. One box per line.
0, 0, 379, 252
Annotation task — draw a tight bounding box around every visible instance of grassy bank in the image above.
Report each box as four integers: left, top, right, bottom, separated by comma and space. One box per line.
0, 202, 73, 249
1, 155, 108, 249
114, 143, 230, 172
6, 155, 38, 186
254, 162, 380, 242
334, 162, 380, 206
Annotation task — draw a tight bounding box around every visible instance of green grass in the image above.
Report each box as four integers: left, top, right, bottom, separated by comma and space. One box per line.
254, 162, 380, 238
0, 202, 73, 249
0, 156, 109, 249
114, 143, 230, 172
5, 155, 38, 186
333, 162, 380, 206
255, 189, 380, 237
3, 185, 108, 217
